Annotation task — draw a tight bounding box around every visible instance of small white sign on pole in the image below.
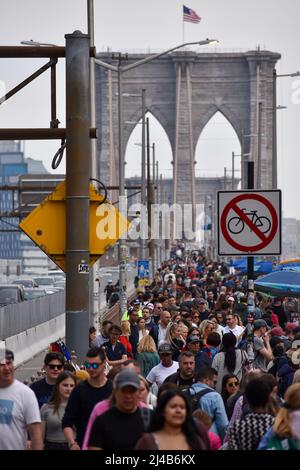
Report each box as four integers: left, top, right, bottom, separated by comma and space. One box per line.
218, 190, 281, 256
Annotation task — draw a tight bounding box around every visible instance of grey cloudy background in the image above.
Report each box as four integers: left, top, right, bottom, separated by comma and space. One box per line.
0, 0, 299, 218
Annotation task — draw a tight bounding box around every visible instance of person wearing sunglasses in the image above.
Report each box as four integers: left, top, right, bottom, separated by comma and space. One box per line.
62, 347, 112, 450
221, 374, 240, 417
30, 352, 65, 408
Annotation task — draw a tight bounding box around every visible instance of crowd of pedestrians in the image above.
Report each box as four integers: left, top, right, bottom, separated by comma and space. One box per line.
1, 246, 300, 451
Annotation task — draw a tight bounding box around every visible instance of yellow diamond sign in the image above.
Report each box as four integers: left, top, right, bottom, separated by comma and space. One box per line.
19, 180, 130, 272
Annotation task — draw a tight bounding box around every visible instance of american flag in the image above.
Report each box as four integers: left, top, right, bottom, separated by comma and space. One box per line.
183, 5, 201, 23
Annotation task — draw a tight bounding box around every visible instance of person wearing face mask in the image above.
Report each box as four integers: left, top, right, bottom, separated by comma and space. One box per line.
258, 383, 300, 450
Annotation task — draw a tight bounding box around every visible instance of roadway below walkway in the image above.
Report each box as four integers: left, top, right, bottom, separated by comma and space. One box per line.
14, 266, 136, 383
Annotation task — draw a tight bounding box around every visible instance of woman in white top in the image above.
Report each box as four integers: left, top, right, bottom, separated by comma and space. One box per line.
137, 316, 149, 343
212, 332, 248, 394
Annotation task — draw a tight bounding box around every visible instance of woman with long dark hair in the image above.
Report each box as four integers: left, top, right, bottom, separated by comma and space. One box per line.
221, 374, 240, 417
212, 332, 248, 393
41, 371, 76, 450
135, 389, 209, 450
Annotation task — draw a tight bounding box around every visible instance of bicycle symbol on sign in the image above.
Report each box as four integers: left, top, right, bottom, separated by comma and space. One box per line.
227, 209, 271, 235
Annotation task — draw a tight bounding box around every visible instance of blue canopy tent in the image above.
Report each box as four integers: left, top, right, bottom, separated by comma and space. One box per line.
231, 258, 273, 275
273, 259, 300, 272
254, 269, 300, 297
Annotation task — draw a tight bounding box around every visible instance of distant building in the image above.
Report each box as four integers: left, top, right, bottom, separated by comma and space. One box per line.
0, 141, 50, 272
282, 217, 300, 259
0, 141, 27, 259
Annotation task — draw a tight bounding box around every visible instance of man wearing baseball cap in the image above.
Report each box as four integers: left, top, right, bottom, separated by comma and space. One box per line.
0, 350, 43, 450
186, 335, 212, 370
146, 342, 179, 389
87, 369, 151, 450
252, 319, 273, 372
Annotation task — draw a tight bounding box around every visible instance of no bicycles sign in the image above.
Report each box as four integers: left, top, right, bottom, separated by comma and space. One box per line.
218, 190, 281, 256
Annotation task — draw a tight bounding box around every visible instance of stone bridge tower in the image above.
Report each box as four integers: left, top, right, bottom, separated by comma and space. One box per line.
95, 50, 280, 229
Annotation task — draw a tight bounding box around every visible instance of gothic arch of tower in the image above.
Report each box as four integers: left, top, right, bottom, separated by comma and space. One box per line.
96, 50, 281, 206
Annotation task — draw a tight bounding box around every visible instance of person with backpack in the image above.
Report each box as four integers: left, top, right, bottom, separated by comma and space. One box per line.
187, 367, 228, 441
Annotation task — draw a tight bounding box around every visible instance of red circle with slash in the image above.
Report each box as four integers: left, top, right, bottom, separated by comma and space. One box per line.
220, 193, 278, 252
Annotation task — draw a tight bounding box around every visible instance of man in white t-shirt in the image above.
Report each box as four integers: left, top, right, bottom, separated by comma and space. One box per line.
0, 349, 43, 450
223, 314, 245, 342
146, 342, 178, 390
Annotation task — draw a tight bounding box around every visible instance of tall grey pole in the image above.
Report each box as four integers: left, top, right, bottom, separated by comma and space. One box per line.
117, 60, 127, 317
140, 89, 147, 260
272, 70, 277, 189
152, 143, 155, 183
87, 0, 98, 325
155, 161, 160, 267
224, 167, 227, 189
65, 31, 90, 360
146, 118, 155, 278
152, 143, 156, 277
160, 173, 164, 262
87, 0, 96, 177
232, 152, 235, 190
155, 161, 159, 204
257, 101, 262, 189
241, 131, 245, 189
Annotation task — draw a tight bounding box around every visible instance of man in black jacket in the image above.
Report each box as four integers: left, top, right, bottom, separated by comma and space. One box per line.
128, 308, 140, 358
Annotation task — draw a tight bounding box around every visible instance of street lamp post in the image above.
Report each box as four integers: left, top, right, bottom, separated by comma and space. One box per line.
272, 70, 300, 188
95, 39, 218, 317
231, 151, 242, 190
241, 131, 263, 189
223, 167, 227, 189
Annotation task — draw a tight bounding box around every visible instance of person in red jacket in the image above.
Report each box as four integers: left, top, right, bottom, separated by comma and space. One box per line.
120, 321, 133, 359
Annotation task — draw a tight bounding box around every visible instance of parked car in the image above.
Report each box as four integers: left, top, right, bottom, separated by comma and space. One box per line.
53, 281, 66, 289
47, 270, 65, 283
23, 288, 47, 300
0, 284, 25, 306
33, 277, 55, 287
12, 279, 38, 288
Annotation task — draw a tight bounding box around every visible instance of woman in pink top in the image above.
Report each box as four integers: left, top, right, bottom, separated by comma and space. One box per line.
192, 409, 221, 450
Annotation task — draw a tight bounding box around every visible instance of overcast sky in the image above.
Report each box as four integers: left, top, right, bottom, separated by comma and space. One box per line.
1, 0, 300, 219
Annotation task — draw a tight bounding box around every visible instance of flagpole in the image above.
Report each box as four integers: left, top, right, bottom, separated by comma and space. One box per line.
182, 3, 185, 43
